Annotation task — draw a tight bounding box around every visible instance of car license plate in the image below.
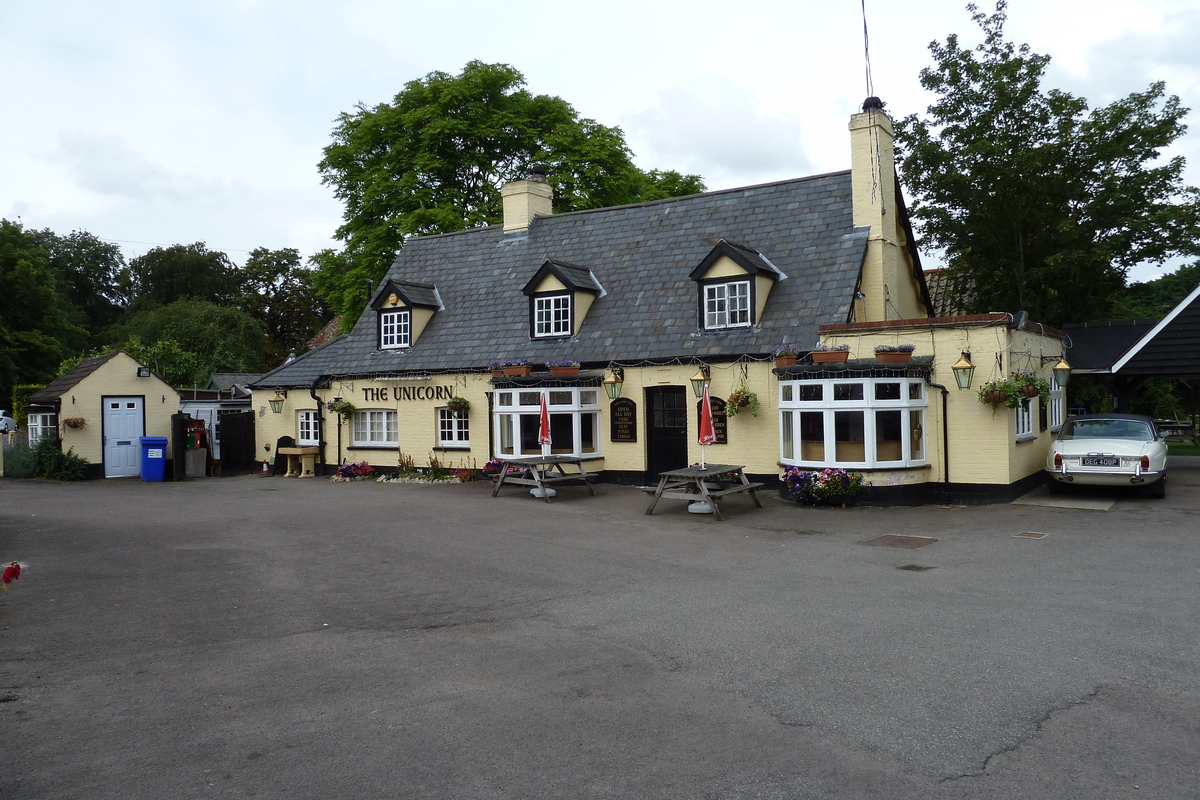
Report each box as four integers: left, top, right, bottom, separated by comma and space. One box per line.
1081, 456, 1119, 467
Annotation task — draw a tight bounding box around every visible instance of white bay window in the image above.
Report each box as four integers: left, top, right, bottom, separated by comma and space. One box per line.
780, 378, 927, 468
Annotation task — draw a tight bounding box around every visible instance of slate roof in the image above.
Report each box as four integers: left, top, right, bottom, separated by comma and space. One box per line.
28, 351, 123, 404
256, 172, 869, 388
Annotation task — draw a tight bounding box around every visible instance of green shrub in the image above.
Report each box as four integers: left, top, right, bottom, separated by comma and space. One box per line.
27, 435, 90, 481
9, 385, 43, 428
2, 444, 38, 478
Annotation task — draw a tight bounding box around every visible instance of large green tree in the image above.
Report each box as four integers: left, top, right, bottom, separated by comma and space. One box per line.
120, 242, 241, 311
0, 220, 88, 405
316, 60, 705, 320
109, 298, 266, 386
30, 228, 127, 342
895, 1, 1200, 326
239, 247, 329, 367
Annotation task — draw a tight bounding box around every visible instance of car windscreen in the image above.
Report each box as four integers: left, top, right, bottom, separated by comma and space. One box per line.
1060, 419, 1153, 441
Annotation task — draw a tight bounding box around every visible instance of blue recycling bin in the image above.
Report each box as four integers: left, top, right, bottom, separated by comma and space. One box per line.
139, 436, 168, 482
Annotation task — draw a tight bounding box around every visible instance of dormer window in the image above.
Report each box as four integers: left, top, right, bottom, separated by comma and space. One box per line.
380, 308, 411, 349
370, 280, 442, 351
690, 239, 786, 332
704, 279, 751, 329
534, 292, 572, 338
522, 259, 604, 340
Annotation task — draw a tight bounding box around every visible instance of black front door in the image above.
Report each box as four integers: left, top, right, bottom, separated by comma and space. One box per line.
646, 386, 689, 478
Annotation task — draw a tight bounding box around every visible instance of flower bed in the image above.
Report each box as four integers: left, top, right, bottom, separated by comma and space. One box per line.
330, 461, 376, 481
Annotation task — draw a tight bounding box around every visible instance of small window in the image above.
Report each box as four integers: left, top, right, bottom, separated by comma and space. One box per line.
380, 309, 411, 349
28, 413, 56, 445
298, 410, 320, 446
533, 293, 572, 338
703, 280, 751, 329
1015, 401, 1035, 441
438, 408, 470, 448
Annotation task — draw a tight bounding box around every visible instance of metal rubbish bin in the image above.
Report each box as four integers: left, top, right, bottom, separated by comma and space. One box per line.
139, 436, 168, 482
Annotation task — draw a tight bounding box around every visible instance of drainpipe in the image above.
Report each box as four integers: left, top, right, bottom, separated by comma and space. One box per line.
926, 379, 951, 504
310, 375, 330, 477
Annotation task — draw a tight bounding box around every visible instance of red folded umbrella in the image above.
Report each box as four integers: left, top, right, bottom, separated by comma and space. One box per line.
538, 392, 552, 446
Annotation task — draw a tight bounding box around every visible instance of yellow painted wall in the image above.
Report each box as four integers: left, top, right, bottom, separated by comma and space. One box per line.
819, 322, 1063, 487
57, 352, 179, 464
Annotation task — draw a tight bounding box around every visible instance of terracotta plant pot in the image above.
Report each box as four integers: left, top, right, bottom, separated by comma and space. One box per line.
503, 365, 532, 377
491, 368, 505, 378
549, 367, 580, 378
774, 356, 798, 368
812, 351, 849, 364
875, 351, 913, 364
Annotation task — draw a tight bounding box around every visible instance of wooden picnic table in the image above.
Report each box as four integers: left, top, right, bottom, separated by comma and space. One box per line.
491, 455, 599, 503
644, 463, 764, 521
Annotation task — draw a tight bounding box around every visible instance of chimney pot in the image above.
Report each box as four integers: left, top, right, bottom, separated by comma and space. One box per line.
862, 96, 884, 112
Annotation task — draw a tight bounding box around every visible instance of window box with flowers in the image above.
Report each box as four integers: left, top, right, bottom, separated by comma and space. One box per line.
771, 344, 802, 368
546, 359, 581, 377
811, 344, 851, 364
781, 466, 865, 506
502, 359, 532, 377
488, 361, 505, 377
873, 343, 915, 364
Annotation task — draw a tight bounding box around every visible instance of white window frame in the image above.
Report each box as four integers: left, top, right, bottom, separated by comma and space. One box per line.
352, 409, 398, 447
1049, 373, 1065, 431
380, 309, 411, 350
704, 279, 751, 329
437, 407, 470, 448
298, 410, 320, 446
778, 377, 929, 468
1015, 399, 1035, 442
493, 387, 601, 458
27, 413, 55, 444
533, 293, 572, 338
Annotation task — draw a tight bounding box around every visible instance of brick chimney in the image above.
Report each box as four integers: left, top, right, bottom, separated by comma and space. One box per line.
849, 97, 911, 322
500, 165, 553, 233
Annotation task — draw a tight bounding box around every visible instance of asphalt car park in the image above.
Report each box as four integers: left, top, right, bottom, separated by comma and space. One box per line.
2, 465, 1199, 799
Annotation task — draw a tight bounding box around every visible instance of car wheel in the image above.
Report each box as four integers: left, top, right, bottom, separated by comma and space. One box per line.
1143, 476, 1166, 499
1047, 478, 1069, 495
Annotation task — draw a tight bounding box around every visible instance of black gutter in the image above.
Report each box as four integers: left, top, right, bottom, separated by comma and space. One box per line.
309, 375, 330, 477
926, 378, 951, 504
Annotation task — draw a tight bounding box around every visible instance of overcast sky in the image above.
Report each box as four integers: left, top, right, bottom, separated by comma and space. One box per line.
3, 0, 1198, 282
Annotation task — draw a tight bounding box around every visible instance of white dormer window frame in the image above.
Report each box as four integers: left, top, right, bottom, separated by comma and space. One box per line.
702, 278, 752, 330
380, 308, 411, 349
532, 291, 572, 338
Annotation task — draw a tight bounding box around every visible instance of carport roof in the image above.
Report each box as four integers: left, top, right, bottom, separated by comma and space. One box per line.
1065, 283, 1200, 378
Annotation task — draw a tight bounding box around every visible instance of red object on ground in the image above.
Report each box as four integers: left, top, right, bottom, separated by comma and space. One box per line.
2, 561, 20, 589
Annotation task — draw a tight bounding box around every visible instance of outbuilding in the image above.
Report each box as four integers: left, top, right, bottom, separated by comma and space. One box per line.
25, 350, 180, 479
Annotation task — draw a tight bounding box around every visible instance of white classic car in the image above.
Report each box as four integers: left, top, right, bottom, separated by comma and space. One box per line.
1046, 413, 1167, 498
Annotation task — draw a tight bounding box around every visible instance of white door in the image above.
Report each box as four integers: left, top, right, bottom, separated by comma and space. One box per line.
104, 397, 144, 478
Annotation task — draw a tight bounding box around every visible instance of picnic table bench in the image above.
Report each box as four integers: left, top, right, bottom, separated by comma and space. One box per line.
644, 463, 764, 521
491, 455, 599, 503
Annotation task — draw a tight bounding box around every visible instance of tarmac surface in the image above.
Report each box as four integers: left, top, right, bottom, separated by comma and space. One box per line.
2, 462, 1199, 799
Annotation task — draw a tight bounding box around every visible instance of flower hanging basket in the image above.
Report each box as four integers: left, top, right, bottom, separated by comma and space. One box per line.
812, 350, 849, 364
1020, 384, 1040, 398
983, 389, 1008, 405
62, 417, 86, 429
